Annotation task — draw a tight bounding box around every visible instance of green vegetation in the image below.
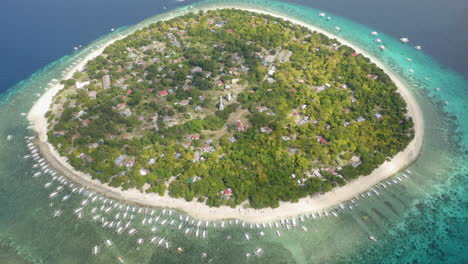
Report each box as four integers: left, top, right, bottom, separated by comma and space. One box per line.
48, 9, 414, 208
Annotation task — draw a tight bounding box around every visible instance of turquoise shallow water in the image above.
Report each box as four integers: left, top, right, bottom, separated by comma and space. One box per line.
0, 0, 467, 263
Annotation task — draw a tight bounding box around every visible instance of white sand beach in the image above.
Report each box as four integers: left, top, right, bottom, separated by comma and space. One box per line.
28, 7, 424, 223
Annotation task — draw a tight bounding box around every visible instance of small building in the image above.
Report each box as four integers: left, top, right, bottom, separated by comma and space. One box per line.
236, 120, 245, 132
102, 75, 111, 89
282, 136, 291, 141
318, 136, 328, 145
351, 52, 359, 57
223, 188, 232, 197
76, 81, 90, 89
367, 74, 379, 80
158, 90, 169, 96
356, 116, 366, 122
260, 127, 272, 134
374, 113, 383, 119
89, 91, 97, 99
121, 109, 132, 117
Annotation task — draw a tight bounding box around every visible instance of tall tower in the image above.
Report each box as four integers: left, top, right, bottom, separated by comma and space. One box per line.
219, 95, 224, 110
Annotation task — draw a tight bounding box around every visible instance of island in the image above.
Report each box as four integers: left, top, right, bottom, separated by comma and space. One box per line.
28, 9, 422, 220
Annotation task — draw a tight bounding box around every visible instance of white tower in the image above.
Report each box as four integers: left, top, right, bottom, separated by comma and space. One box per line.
219, 95, 224, 110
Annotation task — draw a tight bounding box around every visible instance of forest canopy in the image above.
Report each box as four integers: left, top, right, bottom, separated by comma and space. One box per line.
48, 9, 414, 209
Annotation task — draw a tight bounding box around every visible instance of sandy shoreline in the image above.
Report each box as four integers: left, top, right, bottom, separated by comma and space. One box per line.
27, 7, 424, 223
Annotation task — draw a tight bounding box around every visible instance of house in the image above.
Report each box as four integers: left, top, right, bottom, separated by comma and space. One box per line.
374, 113, 383, 119
351, 156, 362, 167
89, 91, 97, 99
114, 155, 125, 166
191, 66, 203, 73
260, 127, 272, 134
229, 136, 237, 143
158, 90, 169, 96
139, 169, 148, 176
316, 86, 325, 92
126, 89, 133, 95
180, 99, 189, 106
351, 52, 359, 57
187, 133, 200, 140
318, 136, 328, 145
76, 81, 90, 89
356, 116, 366, 122
367, 74, 379, 80
282, 136, 291, 141
102, 75, 111, 89
236, 120, 245, 132
116, 103, 126, 110
257, 106, 269, 113
223, 188, 232, 197
120, 109, 132, 117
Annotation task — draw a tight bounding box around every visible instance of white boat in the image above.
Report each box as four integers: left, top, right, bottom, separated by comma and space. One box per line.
105, 240, 112, 247
332, 211, 338, 217
53, 209, 62, 217
150, 236, 158, 243
326, 16, 331, 20
254, 248, 264, 257
369, 235, 378, 242
375, 39, 382, 43
49, 192, 58, 198
379, 45, 386, 51
92, 245, 100, 255
400, 37, 409, 43
195, 228, 200, 238
33, 172, 42, 177
44, 182, 52, 188
128, 228, 137, 235
244, 232, 250, 240
301, 225, 308, 232
137, 238, 144, 245
415, 45, 422, 50
158, 238, 165, 246
370, 31, 379, 36
335, 26, 341, 31
111, 28, 115, 32
319, 13, 326, 17
276, 230, 281, 237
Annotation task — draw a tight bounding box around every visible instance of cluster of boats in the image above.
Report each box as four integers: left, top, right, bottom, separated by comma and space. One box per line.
23, 134, 412, 260
369, 30, 423, 51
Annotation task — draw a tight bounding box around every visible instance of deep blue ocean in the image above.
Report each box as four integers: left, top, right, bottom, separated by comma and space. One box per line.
0, 0, 467, 263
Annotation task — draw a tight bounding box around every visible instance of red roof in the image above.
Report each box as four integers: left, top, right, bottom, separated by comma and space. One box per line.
226, 29, 233, 33
83, 119, 90, 124
126, 89, 133, 95
158, 90, 169, 96
223, 188, 232, 195
117, 103, 126, 109
351, 52, 359, 57
290, 88, 297, 92
319, 137, 328, 145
